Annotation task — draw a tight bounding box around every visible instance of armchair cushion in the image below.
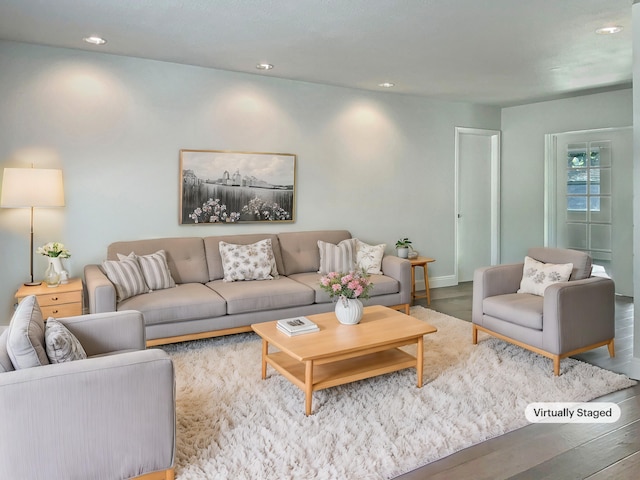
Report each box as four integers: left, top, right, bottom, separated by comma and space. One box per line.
483, 293, 544, 330
44, 318, 87, 363
6, 296, 49, 369
517, 256, 573, 296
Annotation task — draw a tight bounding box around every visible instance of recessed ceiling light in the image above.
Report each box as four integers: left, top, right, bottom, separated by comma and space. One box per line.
378, 82, 395, 88
256, 63, 274, 70
83, 36, 107, 45
596, 26, 623, 35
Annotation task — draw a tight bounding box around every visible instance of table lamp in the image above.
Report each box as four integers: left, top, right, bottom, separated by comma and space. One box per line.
1, 167, 65, 286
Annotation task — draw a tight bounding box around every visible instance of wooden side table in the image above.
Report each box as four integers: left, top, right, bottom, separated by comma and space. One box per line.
16, 278, 84, 319
409, 257, 435, 305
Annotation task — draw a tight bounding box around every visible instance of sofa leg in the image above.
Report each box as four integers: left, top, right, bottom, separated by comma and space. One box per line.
472, 324, 478, 345
553, 357, 560, 376
135, 468, 175, 480
608, 339, 616, 358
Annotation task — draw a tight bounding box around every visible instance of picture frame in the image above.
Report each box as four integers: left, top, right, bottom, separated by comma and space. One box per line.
179, 149, 296, 225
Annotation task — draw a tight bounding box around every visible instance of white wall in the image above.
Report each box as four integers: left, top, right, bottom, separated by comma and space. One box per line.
0, 41, 501, 320
500, 89, 632, 263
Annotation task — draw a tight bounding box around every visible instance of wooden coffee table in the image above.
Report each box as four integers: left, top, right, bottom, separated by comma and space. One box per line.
251, 305, 437, 415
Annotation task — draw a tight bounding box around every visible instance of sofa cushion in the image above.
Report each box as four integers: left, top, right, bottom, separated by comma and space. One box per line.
130, 250, 176, 291
483, 293, 544, 330
317, 238, 357, 274
277, 230, 352, 276
355, 239, 386, 275
103, 254, 150, 302
528, 247, 592, 281
0, 329, 15, 373
289, 272, 400, 304
209, 277, 314, 315
204, 234, 284, 281
44, 318, 88, 363
118, 283, 227, 326
517, 256, 573, 296
6, 296, 50, 369
108, 237, 209, 284
218, 239, 279, 282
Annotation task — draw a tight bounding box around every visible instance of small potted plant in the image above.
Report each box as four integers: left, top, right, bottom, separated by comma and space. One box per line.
395, 238, 412, 258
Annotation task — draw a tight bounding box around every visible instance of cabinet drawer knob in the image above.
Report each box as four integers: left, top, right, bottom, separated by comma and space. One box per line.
51, 297, 58, 301
52, 310, 59, 314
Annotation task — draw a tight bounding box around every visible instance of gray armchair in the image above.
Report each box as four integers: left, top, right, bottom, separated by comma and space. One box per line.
0, 310, 175, 480
472, 247, 615, 376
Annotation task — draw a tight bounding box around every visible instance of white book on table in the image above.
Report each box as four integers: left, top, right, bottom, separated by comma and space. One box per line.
277, 316, 319, 334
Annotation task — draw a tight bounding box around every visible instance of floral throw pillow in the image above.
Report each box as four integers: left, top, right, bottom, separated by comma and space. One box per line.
355, 239, 386, 275
219, 239, 279, 282
517, 256, 573, 296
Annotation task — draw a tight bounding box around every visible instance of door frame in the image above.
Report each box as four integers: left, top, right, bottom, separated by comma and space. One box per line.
543, 126, 632, 247
454, 127, 501, 284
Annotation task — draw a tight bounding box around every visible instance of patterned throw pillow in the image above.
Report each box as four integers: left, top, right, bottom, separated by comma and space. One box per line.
355, 239, 386, 275
317, 238, 357, 274
44, 318, 87, 363
102, 254, 149, 302
6, 295, 50, 369
219, 239, 279, 282
118, 250, 175, 291
517, 256, 573, 296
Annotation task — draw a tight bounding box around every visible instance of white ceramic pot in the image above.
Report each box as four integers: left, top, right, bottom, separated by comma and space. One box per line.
335, 297, 364, 325
397, 247, 409, 258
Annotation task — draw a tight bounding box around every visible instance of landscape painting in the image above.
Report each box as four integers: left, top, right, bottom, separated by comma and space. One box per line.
179, 150, 296, 224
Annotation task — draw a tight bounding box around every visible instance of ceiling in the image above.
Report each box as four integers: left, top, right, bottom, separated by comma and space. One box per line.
0, 0, 632, 107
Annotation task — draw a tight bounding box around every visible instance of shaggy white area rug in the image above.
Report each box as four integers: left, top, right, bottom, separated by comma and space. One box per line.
159, 306, 635, 480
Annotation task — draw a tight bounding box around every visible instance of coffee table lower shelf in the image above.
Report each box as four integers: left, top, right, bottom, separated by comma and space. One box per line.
265, 348, 419, 414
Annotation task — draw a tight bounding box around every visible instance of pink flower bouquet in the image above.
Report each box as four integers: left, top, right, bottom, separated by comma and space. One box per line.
319, 270, 373, 300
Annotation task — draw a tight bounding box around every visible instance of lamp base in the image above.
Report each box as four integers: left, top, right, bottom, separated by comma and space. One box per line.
23, 281, 41, 287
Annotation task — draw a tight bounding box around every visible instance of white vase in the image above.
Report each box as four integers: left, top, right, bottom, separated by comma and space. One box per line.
335, 297, 364, 325
50, 257, 63, 274
43, 259, 60, 288
49, 256, 69, 284
397, 247, 409, 258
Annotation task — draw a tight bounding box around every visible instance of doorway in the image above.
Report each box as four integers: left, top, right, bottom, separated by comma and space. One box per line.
455, 127, 501, 283
545, 127, 632, 296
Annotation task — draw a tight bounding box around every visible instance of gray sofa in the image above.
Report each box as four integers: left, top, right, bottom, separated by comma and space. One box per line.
0, 308, 175, 480
85, 230, 411, 346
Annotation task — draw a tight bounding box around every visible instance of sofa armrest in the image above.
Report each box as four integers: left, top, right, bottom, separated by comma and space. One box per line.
542, 276, 615, 354
472, 263, 523, 324
0, 349, 175, 480
58, 310, 146, 356
84, 264, 117, 313
381, 255, 411, 305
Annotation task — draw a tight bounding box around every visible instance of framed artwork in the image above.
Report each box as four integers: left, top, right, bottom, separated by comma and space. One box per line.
179, 149, 296, 224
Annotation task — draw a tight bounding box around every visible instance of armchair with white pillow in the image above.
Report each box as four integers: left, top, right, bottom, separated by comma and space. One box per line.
472, 247, 615, 376
0, 296, 175, 480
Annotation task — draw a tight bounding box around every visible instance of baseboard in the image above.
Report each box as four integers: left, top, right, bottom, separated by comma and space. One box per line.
415, 275, 458, 291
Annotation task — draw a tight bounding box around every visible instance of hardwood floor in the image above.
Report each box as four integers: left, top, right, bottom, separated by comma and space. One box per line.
398, 283, 640, 480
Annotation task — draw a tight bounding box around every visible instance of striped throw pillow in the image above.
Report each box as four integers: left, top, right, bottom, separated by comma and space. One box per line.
119, 250, 176, 291
102, 254, 149, 302
317, 238, 357, 274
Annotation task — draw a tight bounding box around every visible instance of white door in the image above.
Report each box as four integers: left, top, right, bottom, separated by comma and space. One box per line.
547, 127, 632, 296
455, 128, 501, 282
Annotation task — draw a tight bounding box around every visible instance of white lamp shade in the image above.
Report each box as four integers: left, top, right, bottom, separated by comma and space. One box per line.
1, 168, 65, 207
